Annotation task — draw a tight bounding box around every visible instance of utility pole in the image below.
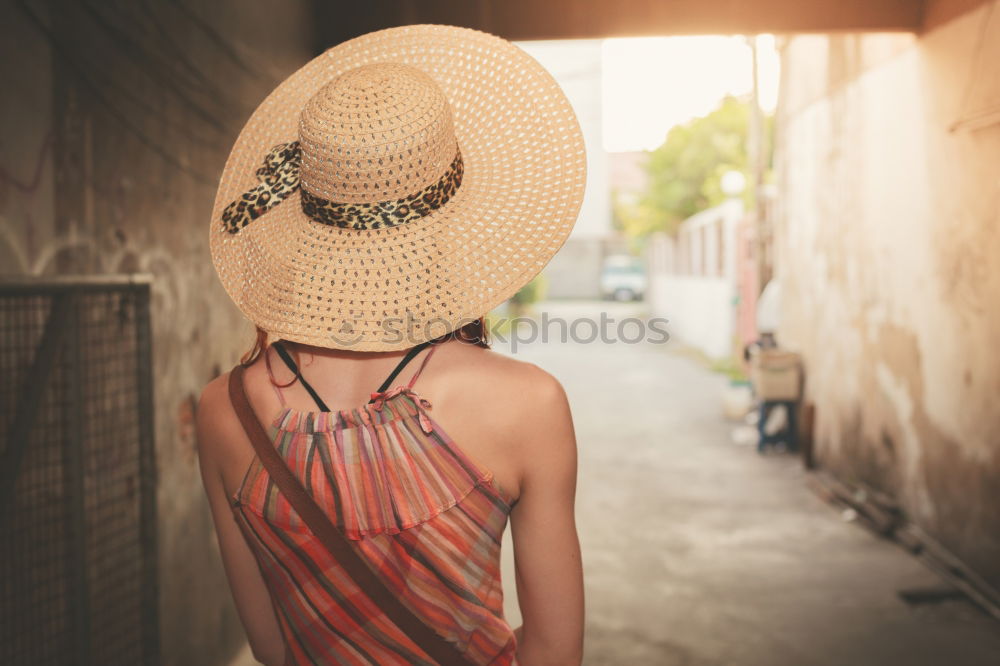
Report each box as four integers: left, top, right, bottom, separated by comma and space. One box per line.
747, 34, 770, 293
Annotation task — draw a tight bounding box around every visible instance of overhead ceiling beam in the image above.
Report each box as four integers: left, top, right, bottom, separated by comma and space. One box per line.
317, 0, 927, 47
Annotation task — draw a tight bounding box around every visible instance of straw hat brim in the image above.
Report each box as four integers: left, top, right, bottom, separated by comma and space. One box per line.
210, 24, 587, 351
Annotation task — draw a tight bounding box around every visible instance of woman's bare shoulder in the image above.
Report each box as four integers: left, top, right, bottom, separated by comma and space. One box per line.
432, 341, 571, 431
197, 354, 267, 422
438, 340, 563, 391
197, 371, 234, 426
195, 369, 246, 467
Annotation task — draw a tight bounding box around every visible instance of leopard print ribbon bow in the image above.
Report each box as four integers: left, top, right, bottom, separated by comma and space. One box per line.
221, 142, 302, 234
369, 386, 435, 435
221, 141, 464, 233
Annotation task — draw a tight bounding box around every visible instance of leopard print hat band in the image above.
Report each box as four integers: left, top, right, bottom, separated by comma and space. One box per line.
221, 142, 464, 233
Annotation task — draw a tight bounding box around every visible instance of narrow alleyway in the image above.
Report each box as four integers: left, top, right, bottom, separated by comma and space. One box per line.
496, 301, 1000, 666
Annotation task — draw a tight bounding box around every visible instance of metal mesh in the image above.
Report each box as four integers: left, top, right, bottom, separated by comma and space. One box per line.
0, 278, 158, 666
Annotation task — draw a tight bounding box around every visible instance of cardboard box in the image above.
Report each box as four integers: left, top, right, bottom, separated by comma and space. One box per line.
751, 349, 802, 401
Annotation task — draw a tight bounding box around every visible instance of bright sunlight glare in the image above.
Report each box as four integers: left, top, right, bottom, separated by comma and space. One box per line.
602, 35, 781, 152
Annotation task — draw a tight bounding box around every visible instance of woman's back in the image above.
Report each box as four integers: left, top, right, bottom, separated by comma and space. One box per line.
198, 337, 583, 665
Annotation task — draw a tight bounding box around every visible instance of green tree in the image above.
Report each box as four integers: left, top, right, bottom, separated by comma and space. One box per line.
616, 96, 772, 238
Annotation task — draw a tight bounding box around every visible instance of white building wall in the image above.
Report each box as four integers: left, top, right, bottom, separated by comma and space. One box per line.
649, 199, 744, 359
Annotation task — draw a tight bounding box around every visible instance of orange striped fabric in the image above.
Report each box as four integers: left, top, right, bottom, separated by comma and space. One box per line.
228, 352, 518, 664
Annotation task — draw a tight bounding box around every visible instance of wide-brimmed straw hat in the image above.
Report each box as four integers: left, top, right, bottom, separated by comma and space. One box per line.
210, 24, 586, 351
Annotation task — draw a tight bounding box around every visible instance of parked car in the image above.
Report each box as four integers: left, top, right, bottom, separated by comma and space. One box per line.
600, 256, 646, 301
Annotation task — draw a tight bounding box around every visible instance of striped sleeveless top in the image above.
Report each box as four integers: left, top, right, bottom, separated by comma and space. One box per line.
228, 342, 519, 665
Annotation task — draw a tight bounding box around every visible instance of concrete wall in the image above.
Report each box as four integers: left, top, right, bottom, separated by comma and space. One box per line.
0, 2, 317, 664
544, 237, 607, 300
775, 3, 1000, 586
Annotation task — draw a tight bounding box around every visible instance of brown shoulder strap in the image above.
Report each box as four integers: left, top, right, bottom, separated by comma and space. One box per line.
227, 365, 472, 665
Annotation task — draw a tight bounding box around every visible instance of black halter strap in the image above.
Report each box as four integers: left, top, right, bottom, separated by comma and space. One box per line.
272, 342, 330, 411
372, 341, 433, 395
271, 340, 434, 412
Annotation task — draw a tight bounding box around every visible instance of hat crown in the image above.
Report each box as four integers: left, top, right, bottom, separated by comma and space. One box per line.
298, 62, 458, 204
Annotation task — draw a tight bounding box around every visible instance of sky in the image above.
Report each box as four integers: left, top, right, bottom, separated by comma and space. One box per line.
601, 35, 781, 152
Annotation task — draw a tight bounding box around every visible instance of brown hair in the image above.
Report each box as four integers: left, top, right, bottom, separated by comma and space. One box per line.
240, 318, 491, 369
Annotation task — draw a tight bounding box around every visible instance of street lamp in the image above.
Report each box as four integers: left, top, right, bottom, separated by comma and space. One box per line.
721, 170, 747, 198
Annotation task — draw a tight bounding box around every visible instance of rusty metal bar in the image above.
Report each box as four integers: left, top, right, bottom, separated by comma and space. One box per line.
134, 283, 160, 666
63, 296, 92, 663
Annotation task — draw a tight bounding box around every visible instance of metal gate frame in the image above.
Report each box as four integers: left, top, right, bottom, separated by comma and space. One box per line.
0, 274, 158, 666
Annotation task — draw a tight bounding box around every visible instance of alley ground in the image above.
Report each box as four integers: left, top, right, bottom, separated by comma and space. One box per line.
493, 300, 1000, 666
231, 300, 1000, 666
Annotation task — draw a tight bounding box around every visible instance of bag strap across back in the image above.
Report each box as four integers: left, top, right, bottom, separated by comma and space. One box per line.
226, 364, 472, 666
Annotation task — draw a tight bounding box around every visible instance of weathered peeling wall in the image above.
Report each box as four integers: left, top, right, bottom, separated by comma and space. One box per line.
0, 1, 316, 663
775, 5, 1000, 586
